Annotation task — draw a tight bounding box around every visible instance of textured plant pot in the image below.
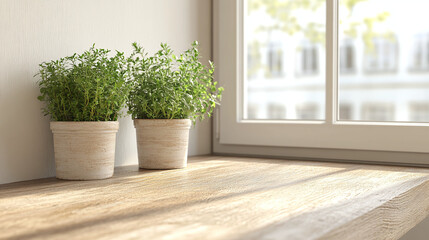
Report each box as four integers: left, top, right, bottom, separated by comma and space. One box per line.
50, 121, 119, 180
134, 119, 191, 169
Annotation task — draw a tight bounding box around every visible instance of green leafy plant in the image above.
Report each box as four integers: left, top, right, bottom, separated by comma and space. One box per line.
127, 41, 224, 122
36, 45, 131, 121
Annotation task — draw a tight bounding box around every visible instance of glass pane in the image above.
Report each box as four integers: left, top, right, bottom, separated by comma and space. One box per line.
338, 0, 429, 122
243, 0, 326, 120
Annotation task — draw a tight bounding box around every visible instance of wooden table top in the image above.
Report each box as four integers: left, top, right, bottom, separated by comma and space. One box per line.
1, 155, 429, 240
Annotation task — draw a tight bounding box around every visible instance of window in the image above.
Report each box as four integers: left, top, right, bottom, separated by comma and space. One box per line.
364, 37, 397, 73
338, 1, 429, 123
215, 0, 429, 158
340, 40, 355, 74
247, 41, 262, 79
246, 103, 260, 119
409, 103, 429, 122
268, 103, 286, 119
296, 103, 319, 120
410, 33, 429, 71
267, 42, 284, 78
296, 43, 319, 76
361, 103, 395, 122
339, 104, 353, 120
242, 0, 325, 121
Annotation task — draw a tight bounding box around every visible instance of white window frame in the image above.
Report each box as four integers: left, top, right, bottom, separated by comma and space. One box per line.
213, 0, 429, 160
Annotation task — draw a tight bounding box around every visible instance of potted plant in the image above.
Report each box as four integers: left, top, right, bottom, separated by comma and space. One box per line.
127, 41, 223, 169
36, 45, 130, 180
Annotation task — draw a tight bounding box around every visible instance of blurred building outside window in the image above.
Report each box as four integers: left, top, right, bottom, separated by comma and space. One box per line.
296, 103, 319, 120
245, 0, 429, 123
361, 103, 395, 121
364, 37, 398, 73
339, 104, 353, 120
268, 103, 287, 119
296, 43, 319, 76
409, 102, 429, 122
410, 33, 429, 71
267, 42, 285, 78
340, 40, 356, 74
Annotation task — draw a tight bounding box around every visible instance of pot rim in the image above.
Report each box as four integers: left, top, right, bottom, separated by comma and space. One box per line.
133, 118, 191, 120
50, 121, 119, 122
133, 118, 191, 129
50, 121, 119, 133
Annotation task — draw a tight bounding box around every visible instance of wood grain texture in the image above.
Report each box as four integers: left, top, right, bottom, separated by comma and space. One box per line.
1, 156, 429, 240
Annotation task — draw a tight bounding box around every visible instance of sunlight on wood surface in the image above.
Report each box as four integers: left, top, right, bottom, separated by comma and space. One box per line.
1, 156, 429, 240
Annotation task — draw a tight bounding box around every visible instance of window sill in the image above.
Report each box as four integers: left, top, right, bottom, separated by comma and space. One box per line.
1, 155, 429, 239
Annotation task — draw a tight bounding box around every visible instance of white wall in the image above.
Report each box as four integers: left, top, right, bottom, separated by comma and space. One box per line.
0, 0, 212, 185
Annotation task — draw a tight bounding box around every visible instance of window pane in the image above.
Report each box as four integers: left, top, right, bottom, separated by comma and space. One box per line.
244, 0, 326, 120
338, 0, 429, 122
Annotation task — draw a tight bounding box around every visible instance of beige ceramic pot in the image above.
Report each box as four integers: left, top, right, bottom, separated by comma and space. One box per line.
134, 119, 191, 169
50, 121, 119, 180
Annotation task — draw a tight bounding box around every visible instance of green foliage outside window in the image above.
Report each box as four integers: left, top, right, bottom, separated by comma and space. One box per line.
248, 0, 393, 50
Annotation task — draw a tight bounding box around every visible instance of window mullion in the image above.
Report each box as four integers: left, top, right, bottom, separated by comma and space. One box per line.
326, 0, 338, 124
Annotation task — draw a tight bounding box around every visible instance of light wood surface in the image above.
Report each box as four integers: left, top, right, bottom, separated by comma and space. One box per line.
1, 156, 429, 240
